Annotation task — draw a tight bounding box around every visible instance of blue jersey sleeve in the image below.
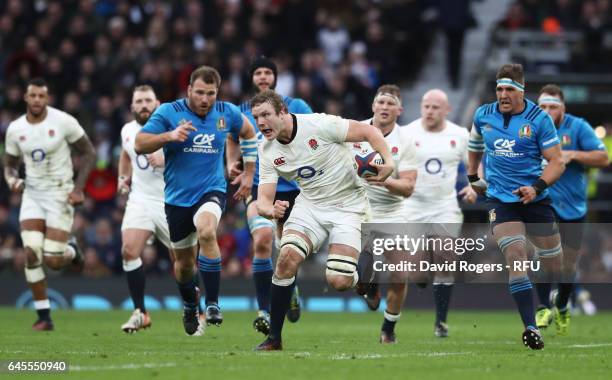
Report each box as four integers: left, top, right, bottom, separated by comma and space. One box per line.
536, 114, 560, 151
142, 103, 172, 134
291, 98, 313, 114
577, 118, 606, 151
225, 102, 244, 136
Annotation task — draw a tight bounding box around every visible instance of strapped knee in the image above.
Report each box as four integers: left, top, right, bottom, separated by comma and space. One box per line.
534, 243, 562, 258
497, 235, 526, 254
248, 215, 275, 234
326, 254, 358, 286
280, 233, 311, 259
43, 239, 68, 257
21, 231, 44, 266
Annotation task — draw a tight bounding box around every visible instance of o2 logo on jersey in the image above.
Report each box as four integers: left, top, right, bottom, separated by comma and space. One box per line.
31, 149, 46, 162
136, 154, 150, 170
297, 165, 323, 179
184, 133, 219, 154
424, 158, 442, 174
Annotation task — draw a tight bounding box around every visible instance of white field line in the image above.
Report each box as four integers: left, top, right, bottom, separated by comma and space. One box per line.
566, 343, 612, 348
70, 362, 177, 372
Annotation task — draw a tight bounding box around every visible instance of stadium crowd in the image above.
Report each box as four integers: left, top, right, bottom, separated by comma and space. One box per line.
0, 0, 611, 281
0, 0, 437, 278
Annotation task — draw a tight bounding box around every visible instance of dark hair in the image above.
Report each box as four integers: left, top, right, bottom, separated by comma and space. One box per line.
249, 56, 278, 89
539, 84, 564, 102
27, 77, 48, 88
375, 84, 401, 101
496, 63, 524, 85
251, 89, 285, 113
189, 65, 221, 87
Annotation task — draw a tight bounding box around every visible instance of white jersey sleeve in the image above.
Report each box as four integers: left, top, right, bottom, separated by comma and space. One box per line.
258, 142, 279, 185
316, 114, 349, 144
63, 113, 85, 143
5, 124, 21, 156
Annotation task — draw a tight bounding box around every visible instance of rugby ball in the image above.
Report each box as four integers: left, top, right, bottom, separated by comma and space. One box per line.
355, 151, 383, 177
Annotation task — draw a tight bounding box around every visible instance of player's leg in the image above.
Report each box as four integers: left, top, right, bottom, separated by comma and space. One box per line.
491, 199, 543, 349
246, 200, 275, 334
256, 229, 311, 351
20, 219, 50, 330
193, 192, 225, 326
379, 250, 410, 344
165, 202, 201, 336
120, 228, 152, 332
274, 189, 302, 323
525, 201, 563, 331
42, 197, 80, 270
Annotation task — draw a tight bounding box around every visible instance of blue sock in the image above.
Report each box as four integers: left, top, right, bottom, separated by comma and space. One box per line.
270, 278, 295, 340
509, 276, 536, 329
535, 282, 552, 308
198, 256, 221, 306
177, 276, 197, 309
433, 284, 453, 324
252, 258, 273, 312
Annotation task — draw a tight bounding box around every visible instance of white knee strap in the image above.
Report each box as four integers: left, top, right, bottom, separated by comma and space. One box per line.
193, 201, 223, 226
326, 254, 358, 277
21, 231, 44, 265
247, 215, 275, 233
497, 235, 526, 254
43, 239, 68, 256
280, 234, 311, 258
25, 266, 45, 283
534, 243, 562, 258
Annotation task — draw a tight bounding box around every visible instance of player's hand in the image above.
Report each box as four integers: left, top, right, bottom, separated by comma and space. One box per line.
117, 175, 131, 195
168, 121, 197, 142
228, 161, 243, 180
232, 172, 253, 201
512, 186, 537, 204
273, 200, 289, 219
147, 151, 165, 168
68, 189, 85, 206
369, 161, 394, 183
7, 177, 24, 193
459, 185, 477, 204
469, 176, 488, 195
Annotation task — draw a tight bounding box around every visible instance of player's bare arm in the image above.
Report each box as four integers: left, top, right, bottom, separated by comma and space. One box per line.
467, 150, 486, 195
134, 121, 197, 154
256, 182, 285, 219
69, 135, 96, 205
3, 154, 24, 192
513, 144, 565, 204
225, 134, 243, 180
117, 148, 132, 195
345, 120, 394, 182
369, 170, 417, 197
232, 115, 258, 200
560, 149, 609, 167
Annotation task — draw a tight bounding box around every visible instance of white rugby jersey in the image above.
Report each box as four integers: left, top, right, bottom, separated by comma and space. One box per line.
5, 106, 85, 193
351, 120, 417, 213
121, 120, 165, 203
259, 113, 366, 208
403, 118, 469, 208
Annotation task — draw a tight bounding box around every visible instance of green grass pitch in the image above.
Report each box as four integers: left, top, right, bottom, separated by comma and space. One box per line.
1, 308, 610, 379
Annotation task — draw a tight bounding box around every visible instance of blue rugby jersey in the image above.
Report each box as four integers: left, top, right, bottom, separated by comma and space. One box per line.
548, 113, 606, 219
470, 99, 560, 203
141, 99, 243, 207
